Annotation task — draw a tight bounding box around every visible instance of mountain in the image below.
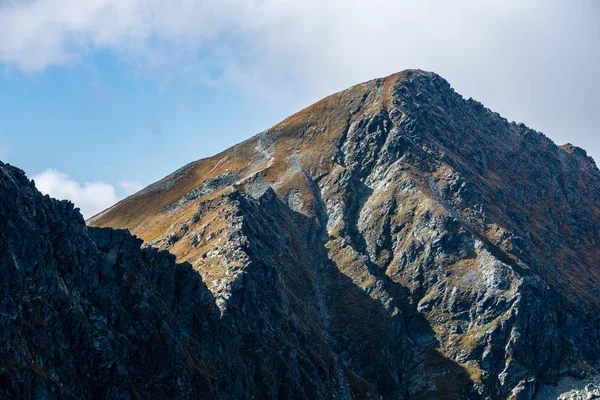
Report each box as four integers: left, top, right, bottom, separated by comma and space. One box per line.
1, 70, 599, 399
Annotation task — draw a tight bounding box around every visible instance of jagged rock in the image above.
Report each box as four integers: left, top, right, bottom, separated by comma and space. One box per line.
0, 161, 219, 399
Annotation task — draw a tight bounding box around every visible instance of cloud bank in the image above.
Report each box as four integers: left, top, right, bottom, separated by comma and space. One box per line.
33, 169, 142, 218
3, 0, 599, 187
2, 1, 597, 96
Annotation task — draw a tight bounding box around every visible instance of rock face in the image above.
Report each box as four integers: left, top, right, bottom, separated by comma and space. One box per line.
0, 162, 221, 399
2, 69, 600, 399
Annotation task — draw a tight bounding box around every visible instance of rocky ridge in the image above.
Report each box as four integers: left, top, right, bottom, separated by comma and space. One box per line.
0, 161, 217, 398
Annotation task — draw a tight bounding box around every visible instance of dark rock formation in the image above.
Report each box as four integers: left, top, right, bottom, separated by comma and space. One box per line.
0, 161, 220, 399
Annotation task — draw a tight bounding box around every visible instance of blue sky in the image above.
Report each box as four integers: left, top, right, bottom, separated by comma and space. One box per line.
0, 0, 598, 217
0, 51, 291, 187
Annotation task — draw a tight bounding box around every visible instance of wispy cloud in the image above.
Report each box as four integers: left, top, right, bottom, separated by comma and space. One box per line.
1, 0, 597, 159
33, 168, 119, 218
119, 180, 145, 196
2, 1, 595, 99
1, 1, 597, 114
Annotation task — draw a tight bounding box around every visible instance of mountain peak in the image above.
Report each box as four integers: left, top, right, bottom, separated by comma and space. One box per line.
359, 68, 443, 88
82, 72, 600, 399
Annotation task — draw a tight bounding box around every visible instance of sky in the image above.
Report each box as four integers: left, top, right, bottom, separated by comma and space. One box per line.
0, 0, 598, 217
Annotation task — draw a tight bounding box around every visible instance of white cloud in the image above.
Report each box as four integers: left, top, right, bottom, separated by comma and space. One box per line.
0, 1, 568, 85
119, 180, 144, 196
0, 0, 598, 159
33, 168, 119, 218
0, 1, 596, 102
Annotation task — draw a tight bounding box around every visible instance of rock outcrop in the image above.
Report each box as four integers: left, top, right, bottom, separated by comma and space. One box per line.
0, 161, 222, 399
2, 69, 600, 399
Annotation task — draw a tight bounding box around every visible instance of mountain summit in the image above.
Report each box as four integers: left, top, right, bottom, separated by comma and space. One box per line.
3, 70, 600, 399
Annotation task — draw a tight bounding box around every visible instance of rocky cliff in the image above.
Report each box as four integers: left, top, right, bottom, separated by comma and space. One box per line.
0, 161, 222, 398
2, 69, 599, 399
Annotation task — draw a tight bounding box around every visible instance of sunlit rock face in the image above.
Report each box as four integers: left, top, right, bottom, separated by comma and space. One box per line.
2, 70, 600, 399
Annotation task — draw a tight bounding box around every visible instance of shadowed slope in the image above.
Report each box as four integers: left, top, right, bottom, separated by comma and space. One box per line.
0, 161, 219, 398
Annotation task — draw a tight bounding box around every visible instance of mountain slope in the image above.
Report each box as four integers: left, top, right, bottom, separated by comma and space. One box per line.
3, 69, 600, 399
91, 69, 600, 399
